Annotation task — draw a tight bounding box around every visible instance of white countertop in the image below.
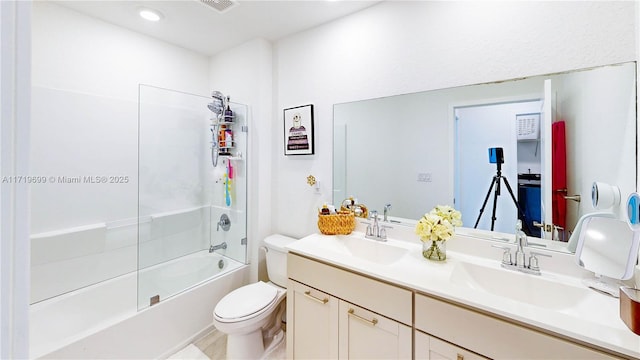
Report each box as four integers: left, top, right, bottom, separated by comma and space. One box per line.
287, 231, 640, 358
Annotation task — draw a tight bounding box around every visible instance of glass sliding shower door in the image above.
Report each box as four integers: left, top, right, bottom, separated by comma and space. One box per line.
137, 85, 247, 310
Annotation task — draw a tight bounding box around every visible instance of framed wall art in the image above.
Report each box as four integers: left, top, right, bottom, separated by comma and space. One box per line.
284, 104, 314, 155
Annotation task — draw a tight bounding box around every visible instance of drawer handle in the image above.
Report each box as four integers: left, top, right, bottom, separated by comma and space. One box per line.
457, 354, 464, 360
304, 290, 328, 304
348, 308, 378, 326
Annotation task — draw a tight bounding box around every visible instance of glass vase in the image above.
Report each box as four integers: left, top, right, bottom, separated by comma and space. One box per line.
422, 240, 446, 261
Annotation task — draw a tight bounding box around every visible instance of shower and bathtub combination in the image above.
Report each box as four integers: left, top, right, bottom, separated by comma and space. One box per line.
29, 85, 249, 358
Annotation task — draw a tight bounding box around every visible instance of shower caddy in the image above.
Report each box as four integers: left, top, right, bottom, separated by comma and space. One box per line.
210, 93, 243, 167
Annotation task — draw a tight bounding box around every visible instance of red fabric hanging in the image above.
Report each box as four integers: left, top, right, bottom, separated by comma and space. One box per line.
552, 121, 567, 229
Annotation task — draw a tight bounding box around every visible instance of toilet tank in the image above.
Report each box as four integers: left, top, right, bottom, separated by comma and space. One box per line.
264, 234, 297, 287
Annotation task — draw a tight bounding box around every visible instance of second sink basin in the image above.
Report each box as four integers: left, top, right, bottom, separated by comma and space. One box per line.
449, 261, 592, 310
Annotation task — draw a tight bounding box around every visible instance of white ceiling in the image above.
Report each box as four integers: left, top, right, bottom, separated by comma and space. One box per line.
55, 0, 381, 56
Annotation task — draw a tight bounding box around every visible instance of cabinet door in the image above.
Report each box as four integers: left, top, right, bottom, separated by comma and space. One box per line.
338, 300, 411, 359
415, 330, 488, 360
288, 281, 338, 359
415, 293, 615, 359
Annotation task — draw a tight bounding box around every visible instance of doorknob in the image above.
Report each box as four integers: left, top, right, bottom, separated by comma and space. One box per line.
564, 195, 581, 202
557, 188, 580, 202
533, 221, 552, 232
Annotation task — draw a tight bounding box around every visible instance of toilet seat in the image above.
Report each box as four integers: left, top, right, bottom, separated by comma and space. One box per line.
214, 282, 279, 323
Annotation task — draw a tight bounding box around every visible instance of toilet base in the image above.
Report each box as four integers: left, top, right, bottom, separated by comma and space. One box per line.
214, 281, 289, 359
223, 297, 286, 359
225, 328, 284, 360
227, 329, 264, 360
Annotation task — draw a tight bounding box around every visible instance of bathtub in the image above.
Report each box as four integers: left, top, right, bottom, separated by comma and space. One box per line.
30, 250, 248, 359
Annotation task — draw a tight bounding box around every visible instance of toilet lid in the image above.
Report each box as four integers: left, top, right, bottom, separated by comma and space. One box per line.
214, 282, 278, 320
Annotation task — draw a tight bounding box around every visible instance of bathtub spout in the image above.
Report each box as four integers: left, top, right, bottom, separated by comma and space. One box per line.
209, 242, 227, 253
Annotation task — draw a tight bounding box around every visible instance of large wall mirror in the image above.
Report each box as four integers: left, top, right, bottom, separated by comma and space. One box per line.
333, 62, 636, 253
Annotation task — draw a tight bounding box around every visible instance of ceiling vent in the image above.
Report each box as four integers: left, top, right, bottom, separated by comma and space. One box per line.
199, 0, 237, 13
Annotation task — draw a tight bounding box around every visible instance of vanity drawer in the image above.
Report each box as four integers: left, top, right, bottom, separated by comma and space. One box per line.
415, 293, 617, 359
288, 253, 412, 325
415, 330, 488, 360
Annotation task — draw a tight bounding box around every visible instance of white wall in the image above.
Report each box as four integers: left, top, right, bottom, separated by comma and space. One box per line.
556, 64, 637, 228
31, 1, 210, 230
273, 0, 637, 238
32, 2, 209, 102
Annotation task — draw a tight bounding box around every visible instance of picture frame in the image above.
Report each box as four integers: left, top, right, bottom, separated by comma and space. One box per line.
284, 104, 314, 155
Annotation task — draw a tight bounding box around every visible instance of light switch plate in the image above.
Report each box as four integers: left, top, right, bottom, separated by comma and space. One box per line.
417, 173, 432, 182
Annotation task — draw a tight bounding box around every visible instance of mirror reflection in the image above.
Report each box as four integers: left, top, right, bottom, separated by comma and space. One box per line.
333, 62, 636, 251
574, 215, 639, 283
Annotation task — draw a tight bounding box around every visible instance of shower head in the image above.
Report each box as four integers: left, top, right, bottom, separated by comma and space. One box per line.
212, 90, 225, 102
207, 102, 219, 113
208, 90, 226, 115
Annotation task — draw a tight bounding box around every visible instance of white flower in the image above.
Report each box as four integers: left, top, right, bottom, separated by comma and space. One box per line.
415, 205, 462, 242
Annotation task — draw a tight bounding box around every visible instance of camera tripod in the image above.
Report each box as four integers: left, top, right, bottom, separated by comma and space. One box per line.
473, 161, 531, 233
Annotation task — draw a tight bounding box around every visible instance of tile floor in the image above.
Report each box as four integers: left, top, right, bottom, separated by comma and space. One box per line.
168, 329, 286, 360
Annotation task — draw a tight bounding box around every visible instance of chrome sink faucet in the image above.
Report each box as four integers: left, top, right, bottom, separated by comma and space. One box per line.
383, 203, 392, 222
515, 220, 528, 268
365, 210, 392, 241
492, 220, 551, 275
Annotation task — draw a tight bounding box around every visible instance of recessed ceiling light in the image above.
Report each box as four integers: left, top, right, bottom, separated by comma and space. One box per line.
139, 8, 163, 22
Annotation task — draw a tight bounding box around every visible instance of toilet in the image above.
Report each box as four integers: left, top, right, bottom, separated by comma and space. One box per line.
213, 234, 296, 359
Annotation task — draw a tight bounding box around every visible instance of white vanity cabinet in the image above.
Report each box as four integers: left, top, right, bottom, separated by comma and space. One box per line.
287, 252, 619, 360
287, 253, 413, 359
415, 293, 616, 359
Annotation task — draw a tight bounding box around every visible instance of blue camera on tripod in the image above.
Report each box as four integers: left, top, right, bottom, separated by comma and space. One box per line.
475, 147, 531, 234
488, 147, 504, 164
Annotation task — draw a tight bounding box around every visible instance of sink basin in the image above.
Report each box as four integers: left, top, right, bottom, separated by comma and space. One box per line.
450, 261, 592, 310
323, 235, 409, 265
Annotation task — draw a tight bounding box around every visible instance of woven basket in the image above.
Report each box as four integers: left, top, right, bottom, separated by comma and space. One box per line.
317, 211, 355, 235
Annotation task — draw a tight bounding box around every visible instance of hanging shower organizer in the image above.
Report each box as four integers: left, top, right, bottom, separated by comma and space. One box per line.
210, 94, 244, 167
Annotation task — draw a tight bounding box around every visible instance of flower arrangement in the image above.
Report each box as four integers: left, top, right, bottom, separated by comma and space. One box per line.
415, 205, 462, 260
415, 205, 462, 241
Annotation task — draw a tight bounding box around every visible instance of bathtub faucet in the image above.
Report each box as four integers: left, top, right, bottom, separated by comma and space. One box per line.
209, 242, 227, 253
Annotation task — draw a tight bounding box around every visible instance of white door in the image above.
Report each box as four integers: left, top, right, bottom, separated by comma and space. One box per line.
540, 80, 554, 238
